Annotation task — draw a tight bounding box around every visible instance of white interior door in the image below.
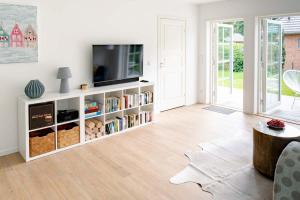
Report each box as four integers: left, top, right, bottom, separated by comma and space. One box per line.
158, 18, 186, 111
262, 19, 283, 112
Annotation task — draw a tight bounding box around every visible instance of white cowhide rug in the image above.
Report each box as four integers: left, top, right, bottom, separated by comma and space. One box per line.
170, 134, 274, 200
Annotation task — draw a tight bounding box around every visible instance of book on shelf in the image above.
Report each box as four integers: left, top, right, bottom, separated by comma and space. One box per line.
139, 111, 152, 124
105, 97, 122, 113
140, 91, 153, 106
124, 113, 139, 129
85, 100, 98, 110
85, 111, 102, 119
105, 117, 124, 135
123, 94, 139, 109
105, 113, 140, 135
85, 107, 99, 114
85, 99, 103, 116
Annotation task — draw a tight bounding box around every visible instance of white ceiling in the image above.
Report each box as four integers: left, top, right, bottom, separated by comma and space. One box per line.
186, 0, 225, 4
178, 0, 226, 4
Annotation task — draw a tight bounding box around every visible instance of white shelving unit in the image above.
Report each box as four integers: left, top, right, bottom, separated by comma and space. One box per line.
18, 82, 154, 162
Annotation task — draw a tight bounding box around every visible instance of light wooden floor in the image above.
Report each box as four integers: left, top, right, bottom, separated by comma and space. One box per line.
1, 104, 296, 200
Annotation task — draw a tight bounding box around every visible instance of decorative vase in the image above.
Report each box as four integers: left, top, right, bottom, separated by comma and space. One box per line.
24, 80, 45, 99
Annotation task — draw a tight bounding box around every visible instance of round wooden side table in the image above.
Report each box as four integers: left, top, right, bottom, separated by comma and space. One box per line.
253, 121, 300, 179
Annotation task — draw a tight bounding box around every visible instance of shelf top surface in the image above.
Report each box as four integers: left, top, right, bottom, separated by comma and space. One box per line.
19, 81, 154, 104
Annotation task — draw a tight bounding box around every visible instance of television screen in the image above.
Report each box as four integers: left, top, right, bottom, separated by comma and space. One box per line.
93, 45, 143, 86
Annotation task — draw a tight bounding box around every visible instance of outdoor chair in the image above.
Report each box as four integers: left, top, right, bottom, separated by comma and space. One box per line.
283, 70, 300, 109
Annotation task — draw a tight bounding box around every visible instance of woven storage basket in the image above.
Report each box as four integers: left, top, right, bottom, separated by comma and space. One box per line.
57, 123, 80, 149
29, 128, 55, 157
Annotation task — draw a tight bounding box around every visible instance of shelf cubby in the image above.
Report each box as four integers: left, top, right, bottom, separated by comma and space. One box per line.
140, 85, 154, 106
29, 127, 56, 158
57, 97, 80, 112
123, 87, 139, 109
105, 111, 124, 135
84, 93, 104, 119
57, 122, 80, 149
105, 90, 123, 113
56, 97, 80, 124
85, 116, 105, 142
140, 105, 153, 125
124, 108, 140, 129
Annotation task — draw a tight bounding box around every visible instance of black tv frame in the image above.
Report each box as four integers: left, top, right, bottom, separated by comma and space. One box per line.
93, 44, 143, 87
94, 77, 140, 87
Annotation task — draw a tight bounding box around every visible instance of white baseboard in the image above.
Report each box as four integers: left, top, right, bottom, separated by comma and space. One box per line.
0, 147, 18, 157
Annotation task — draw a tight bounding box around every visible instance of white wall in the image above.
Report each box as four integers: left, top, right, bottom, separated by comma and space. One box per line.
198, 0, 300, 113
0, 0, 198, 156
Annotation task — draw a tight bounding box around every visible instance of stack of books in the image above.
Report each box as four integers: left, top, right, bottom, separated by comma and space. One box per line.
105, 97, 121, 113
123, 94, 139, 109
85, 100, 102, 119
140, 91, 153, 106
140, 111, 152, 124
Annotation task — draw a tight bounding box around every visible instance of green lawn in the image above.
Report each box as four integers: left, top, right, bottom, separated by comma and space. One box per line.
218, 71, 243, 89
218, 71, 295, 96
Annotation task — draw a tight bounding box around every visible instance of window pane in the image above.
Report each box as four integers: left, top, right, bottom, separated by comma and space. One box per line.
218, 45, 224, 61
218, 27, 223, 42
223, 28, 231, 42
224, 44, 230, 61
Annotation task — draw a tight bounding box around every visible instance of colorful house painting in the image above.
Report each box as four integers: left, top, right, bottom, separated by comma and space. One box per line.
10, 24, 23, 48
0, 25, 9, 48
0, 4, 37, 63
24, 24, 37, 48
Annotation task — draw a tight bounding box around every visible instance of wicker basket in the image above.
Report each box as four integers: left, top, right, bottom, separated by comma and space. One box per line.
57, 123, 80, 149
29, 128, 55, 157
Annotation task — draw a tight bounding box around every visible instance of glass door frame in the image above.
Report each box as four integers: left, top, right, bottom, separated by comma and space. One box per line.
259, 18, 283, 113
211, 22, 234, 105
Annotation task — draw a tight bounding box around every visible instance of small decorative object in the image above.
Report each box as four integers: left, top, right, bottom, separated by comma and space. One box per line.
0, 3, 38, 63
57, 67, 72, 93
80, 83, 89, 91
24, 80, 45, 99
267, 119, 285, 130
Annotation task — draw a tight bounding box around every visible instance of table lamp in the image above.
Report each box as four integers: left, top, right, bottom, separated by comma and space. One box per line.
57, 67, 72, 93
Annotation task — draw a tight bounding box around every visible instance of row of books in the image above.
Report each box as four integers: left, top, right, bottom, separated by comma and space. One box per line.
140, 111, 152, 124
140, 91, 153, 106
105, 97, 122, 113
85, 99, 103, 119
105, 112, 150, 135
123, 94, 139, 109
105, 117, 124, 135
124, 114, 139, 129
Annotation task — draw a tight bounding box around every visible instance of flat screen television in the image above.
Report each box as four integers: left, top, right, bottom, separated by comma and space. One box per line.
93, 44, 143, 87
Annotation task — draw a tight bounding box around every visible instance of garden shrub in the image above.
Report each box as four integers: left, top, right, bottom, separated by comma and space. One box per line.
233, 43, 244, 72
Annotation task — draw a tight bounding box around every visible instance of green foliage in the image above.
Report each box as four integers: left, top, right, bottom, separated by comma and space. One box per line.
234, 21, 244, 36
282, 36, 286, 69
233, 43, 244, 72
223, 21, 244, 35
218, 71, 244, 89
